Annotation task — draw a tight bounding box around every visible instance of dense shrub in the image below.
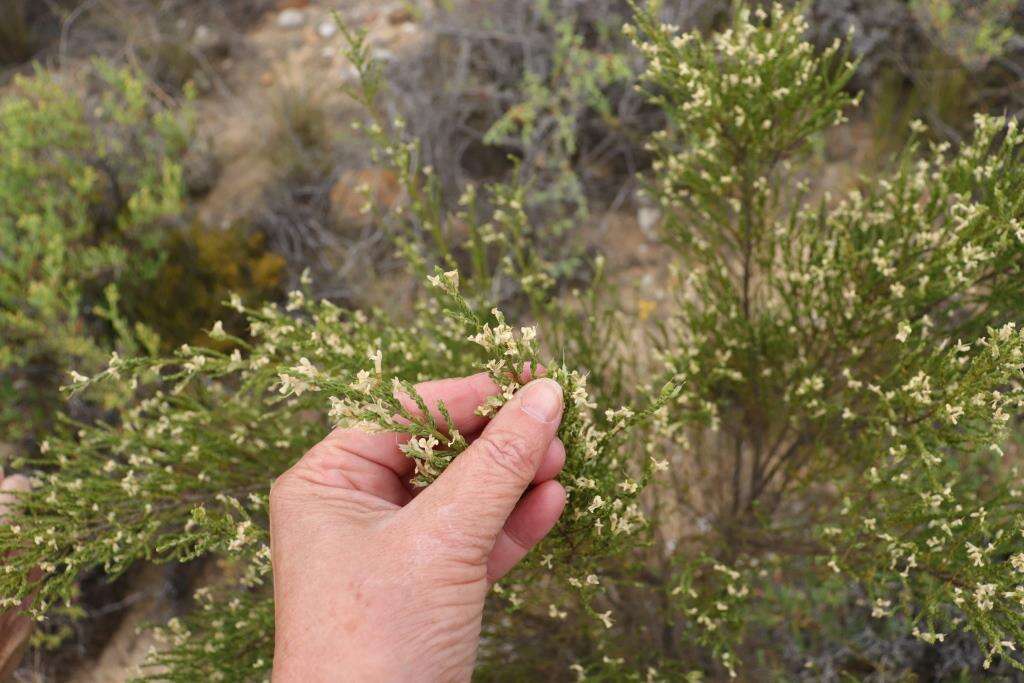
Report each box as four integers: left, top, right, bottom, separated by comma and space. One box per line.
2, 3, 1024, 681
0, 63, 191, 453
626, 4, 1024, 676
394, 0, 649, 209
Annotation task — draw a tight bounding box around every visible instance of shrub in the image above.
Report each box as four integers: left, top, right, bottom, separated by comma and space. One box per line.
625, 4, 1024, 675
393, 0, 646, 203
125, 223, 287, 348
0, 63, 192, 454
387, 0, 656, 302
3, 3, 1024, 681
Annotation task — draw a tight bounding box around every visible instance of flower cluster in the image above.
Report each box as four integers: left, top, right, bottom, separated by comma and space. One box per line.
0, 260, 668, 676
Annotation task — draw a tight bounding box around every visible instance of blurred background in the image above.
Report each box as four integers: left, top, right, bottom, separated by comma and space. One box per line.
2, 0, 1024, 679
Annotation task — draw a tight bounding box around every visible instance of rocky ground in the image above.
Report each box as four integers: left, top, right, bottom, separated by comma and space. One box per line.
193, 0, 428, 230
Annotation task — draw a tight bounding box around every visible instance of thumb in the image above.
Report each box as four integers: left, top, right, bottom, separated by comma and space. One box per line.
410, 378, 563, 545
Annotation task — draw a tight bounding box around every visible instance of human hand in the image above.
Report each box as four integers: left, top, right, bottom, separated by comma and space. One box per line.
0, 470, 34, 681
269, 373, 566, 681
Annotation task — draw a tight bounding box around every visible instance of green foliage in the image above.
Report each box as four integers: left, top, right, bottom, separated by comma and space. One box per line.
342, 17, 621, 322
871, 0, 1020, 152
3, 3, 1024, 681
128, 224, 287, 348
0, 63, 192, 452
630, 2, 1024, 676
482, 0, 634, 224
0, 267, 665, 679
359, 0, 647, 313
912, 0, 1016, 70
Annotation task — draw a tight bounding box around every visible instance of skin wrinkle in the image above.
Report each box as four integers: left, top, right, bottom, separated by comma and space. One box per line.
413, 519, 493, 574
501, 519, 532, 552
472, 429, 538, 484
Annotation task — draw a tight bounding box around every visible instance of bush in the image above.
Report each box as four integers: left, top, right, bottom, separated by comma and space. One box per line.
3, 4, 1024, 680
0, 63, 192, 454
394, 0, 646, 209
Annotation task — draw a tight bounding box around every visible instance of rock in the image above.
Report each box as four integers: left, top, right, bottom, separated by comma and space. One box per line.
329, 168, 404, 226
317, 20, 338, 39
193, 24, 214, 47
637, 206, 661, 234
183, 143, 220, 196
277, 9, 305, 28
387, 7, 414, 25
65, 564, 180, 683
193, 24, 228, 57
339, 63, 359, 82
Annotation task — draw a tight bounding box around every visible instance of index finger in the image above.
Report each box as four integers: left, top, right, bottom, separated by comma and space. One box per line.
317, 372, 501, 479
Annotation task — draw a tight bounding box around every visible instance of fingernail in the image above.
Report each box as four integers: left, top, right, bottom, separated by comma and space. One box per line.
520, 378, 563, 422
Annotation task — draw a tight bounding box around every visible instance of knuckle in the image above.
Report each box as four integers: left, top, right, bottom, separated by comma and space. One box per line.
473, 430, 536, 482
268, 442, 328, 514
268, 470, 298, 516
300, 439, 333, 464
